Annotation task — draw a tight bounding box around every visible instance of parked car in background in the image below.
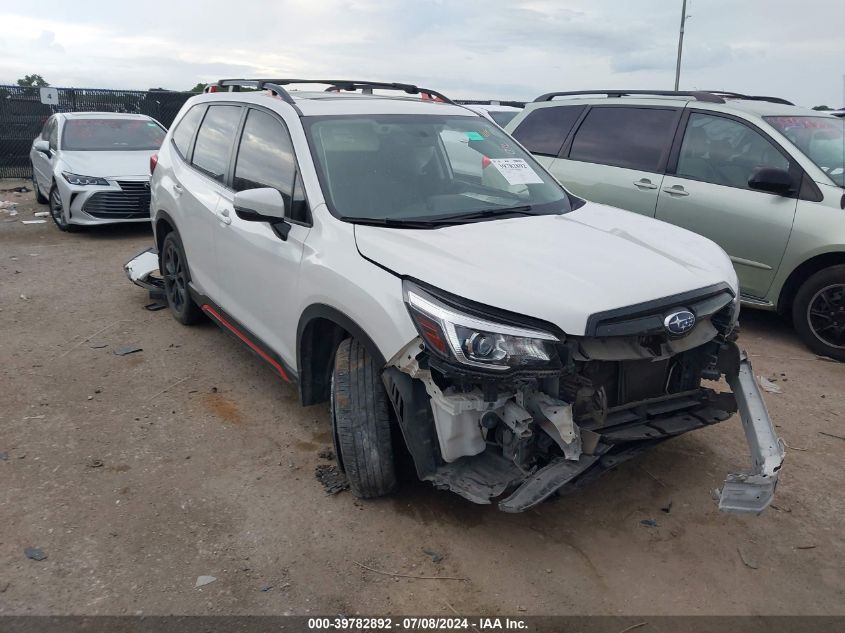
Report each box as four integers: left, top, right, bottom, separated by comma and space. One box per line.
507, 90, 845, 361
462, 102, 523, 127
125, 79, 783, 513
832, 108, 845, 118
30, 112, 166, 231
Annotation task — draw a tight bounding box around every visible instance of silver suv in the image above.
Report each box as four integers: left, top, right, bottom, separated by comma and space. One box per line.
507, 90, 845, 361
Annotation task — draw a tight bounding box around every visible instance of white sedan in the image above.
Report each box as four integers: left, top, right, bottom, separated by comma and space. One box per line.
30, 112, 166, 231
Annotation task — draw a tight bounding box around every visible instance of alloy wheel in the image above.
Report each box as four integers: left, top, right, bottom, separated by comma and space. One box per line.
807, 284, 845, 350
162, 241, 187, 314
49, 188, 66, 228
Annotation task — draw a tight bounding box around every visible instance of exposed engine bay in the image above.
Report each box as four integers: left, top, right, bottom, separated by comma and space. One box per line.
385, 285, 784, 514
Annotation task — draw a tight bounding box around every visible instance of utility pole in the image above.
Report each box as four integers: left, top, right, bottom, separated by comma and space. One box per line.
674, 0, 688, 91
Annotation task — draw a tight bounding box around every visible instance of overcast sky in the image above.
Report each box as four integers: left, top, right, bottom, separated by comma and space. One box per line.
1, 0, 843, 107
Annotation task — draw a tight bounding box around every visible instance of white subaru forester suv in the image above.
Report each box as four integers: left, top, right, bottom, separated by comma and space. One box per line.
128, 79, 784, 513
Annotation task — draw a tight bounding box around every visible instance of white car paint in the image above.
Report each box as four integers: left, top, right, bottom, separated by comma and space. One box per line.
464, 104, 523, 127
29, 112, 165, 228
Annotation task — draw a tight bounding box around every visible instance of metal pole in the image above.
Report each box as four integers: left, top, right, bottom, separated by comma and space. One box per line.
674, 0, 688, 91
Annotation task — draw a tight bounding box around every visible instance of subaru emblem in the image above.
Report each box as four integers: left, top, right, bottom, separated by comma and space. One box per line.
664, 310, 696, 336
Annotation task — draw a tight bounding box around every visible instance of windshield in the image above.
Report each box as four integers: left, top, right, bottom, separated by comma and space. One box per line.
304, 114, 571, 224
765, 116, 844, 187
62, 118, 166, 151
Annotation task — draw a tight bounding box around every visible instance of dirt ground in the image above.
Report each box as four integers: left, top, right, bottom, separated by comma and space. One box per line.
0, 179, 843, 616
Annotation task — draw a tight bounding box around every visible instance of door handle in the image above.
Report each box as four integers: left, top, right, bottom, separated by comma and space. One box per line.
172, 183, 183, 196
633, 179, 658, 190
218, 207, 232, 225
662, 185, 689, 197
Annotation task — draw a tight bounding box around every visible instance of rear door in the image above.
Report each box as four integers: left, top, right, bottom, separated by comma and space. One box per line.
172, 103, 242, 301
548, 105, 681, 217
213, 106, 311, 365
656, 111, 798, 299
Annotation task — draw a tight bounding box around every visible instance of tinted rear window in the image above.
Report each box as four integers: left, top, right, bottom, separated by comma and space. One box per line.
171, 105, 206, 160
191, 105, 242, 182
511, 106, 584, 156
489, 110, 519, 127
62, 119, 166, 151
569, 107, 678, 172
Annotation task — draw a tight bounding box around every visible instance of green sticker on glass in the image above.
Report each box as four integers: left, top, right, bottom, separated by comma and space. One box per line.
465, 131, 484, 141
147, 122, 158, 127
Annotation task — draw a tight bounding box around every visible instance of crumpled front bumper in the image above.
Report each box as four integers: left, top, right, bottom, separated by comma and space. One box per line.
718, 346, 785, 513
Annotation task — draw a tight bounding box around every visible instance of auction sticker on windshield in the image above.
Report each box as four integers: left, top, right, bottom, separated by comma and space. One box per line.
488, 158, 544, 185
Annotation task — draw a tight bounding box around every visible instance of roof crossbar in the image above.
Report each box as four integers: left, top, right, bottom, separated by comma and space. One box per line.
215, 79, 454, 105
533, 90, 726, 103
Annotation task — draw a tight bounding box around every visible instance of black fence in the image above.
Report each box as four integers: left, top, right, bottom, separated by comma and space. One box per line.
0, 85, 195, 178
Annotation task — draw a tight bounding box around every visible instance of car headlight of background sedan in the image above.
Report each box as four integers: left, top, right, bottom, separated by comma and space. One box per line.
403, 281, 560, 371
62, 172, 109, 186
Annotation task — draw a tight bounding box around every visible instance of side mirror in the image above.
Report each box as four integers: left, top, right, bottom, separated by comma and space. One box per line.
748, 167, 793, 196
33, 139, 51, 155
233, 187, 291, 240
233, 187, 287, 221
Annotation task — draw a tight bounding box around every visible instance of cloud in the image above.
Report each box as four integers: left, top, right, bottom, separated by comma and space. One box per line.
34, 30, 64, 53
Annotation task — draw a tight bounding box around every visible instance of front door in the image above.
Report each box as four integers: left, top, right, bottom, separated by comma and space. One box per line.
213, 107, 310, 366
656, 111, 798, 299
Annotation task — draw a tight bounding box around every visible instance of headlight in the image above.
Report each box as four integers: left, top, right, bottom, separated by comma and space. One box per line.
62, 172, 109, 186
403, 281, 560, 371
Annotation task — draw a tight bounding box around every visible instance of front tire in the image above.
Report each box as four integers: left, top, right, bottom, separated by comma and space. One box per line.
161, 232, 204, 325
331, 338, 397, 498
33, 172, 48, 204
49, 185, 76, 232
792, 265, 845, 362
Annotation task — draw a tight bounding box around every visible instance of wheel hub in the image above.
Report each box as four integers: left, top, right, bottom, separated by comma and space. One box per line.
807, 284, 845, 349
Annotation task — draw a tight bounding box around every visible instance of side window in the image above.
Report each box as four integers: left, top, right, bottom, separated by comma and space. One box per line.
676, 113, 790, 190
40, 117, 53, 140
48, 119, 58, 150
511, 106, 584, 156
233, 109, 296, 199
191, 105, 242, 183
171, 105, 206, 160
569, 106, 678, 171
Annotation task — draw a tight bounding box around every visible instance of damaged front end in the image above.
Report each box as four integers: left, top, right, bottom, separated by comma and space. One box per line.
385, 280, 784, 514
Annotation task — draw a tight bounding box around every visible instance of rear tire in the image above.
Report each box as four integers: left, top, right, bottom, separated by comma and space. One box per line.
33, 172, 48, 204
331, 337, 397, 498
792, 265, 845, 362
161, 231, 204, 325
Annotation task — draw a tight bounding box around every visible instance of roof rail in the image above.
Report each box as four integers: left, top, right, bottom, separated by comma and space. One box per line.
533, 90, 726, 103
698, 91, 795, 106
213, 79, 454, 105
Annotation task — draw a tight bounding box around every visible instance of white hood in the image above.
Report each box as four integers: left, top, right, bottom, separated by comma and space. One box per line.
60, 150, 155, 179
355, 202, 738, 336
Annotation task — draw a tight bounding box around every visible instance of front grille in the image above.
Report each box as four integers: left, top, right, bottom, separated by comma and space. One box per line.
82, 180, 150, 219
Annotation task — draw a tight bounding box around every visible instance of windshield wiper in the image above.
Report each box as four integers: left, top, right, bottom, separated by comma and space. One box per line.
340, 206, 541, 228
339, 216, 447, 228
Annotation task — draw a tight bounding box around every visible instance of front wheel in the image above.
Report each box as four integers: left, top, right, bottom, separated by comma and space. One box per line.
33, 171, 48, 204
331, 338, 397, 498
49, 185, 76, 232
792, 265, 845, 362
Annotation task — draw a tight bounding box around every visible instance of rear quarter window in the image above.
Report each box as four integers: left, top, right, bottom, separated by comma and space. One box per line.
171, 105, 206, 160
511, 105, 585, 156
190, 105, 242, 183
569, 106, 678, 172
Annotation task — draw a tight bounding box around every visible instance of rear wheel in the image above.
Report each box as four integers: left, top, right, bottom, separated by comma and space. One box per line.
32, 171, 48, 204
331, 337, 397, 498
161, 232, 203, 325
792, 265, 845, 362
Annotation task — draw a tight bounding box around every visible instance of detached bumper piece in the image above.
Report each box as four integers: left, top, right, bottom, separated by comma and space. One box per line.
124, 247, 165, 301
718, 348, 785, 513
